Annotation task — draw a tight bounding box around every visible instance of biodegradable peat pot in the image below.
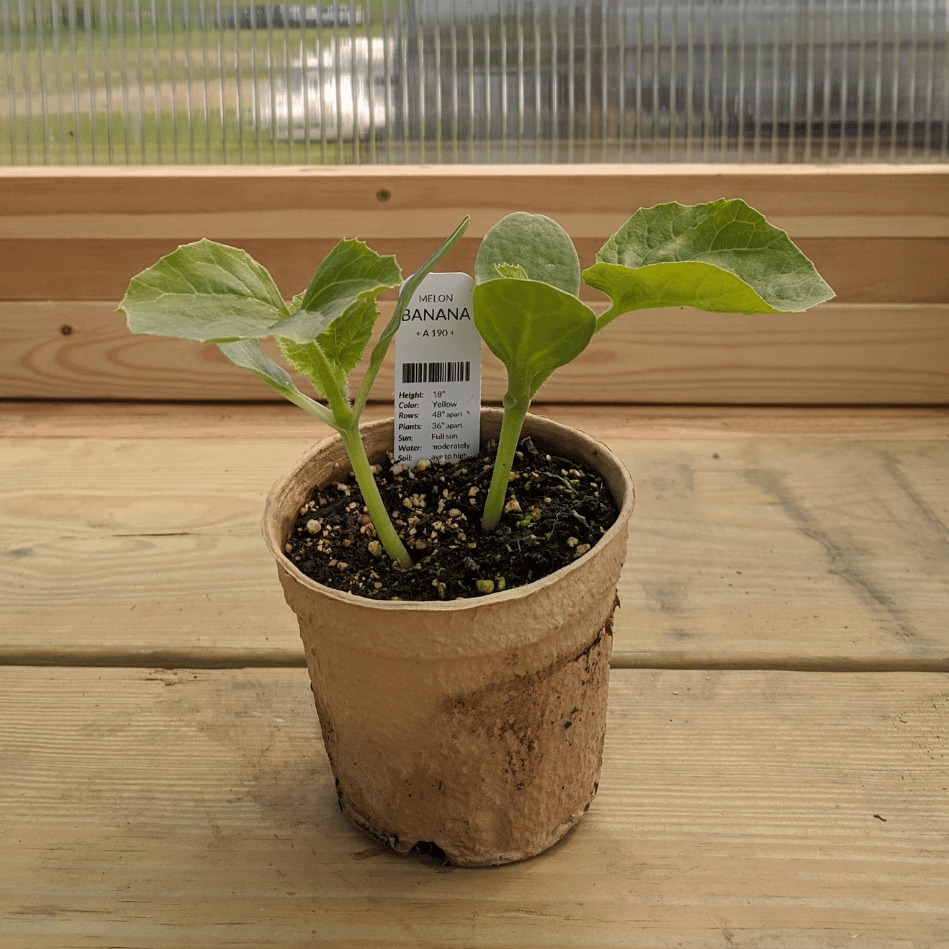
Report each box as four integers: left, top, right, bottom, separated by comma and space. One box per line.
263, 407, 634, 867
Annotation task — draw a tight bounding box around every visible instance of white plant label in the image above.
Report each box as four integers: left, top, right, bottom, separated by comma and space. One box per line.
394, 272, 481, 466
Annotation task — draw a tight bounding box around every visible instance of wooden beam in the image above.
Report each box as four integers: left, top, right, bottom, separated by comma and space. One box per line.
2, 301, 946, 403
3, 236, 945, 304
5, 401, 947, 440
3, 165, 948, 233
2, 166, 946, 304
2, 166, 945, 404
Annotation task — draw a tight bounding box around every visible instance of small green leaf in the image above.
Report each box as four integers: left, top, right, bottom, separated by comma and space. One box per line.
475, 213, 581, 296
277, 238, 400, 344
120, 239, 289, 341
282, 286, 378, 376
217, 339, 335, 426
472, 278, 596, 403
216, 338, 300, 397
275, 241, 396, 397
314, 295, 380, 373
584, 199, 835, 320
286, 290, 306, 316
300, 238, 399, 312
276, 337, 345, 402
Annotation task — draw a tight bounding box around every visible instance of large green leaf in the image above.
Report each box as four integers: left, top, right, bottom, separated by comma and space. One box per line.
277, 238, 400, 344
472, 278, 596, 403
120, 239, 289, 341
474, 213, 581, 296
584, 199, 835, 320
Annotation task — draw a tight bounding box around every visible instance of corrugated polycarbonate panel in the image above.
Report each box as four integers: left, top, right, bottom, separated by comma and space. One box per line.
1, 0, 946, 164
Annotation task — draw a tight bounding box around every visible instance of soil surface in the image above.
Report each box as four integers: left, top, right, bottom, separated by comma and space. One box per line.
284, 435, 619, 601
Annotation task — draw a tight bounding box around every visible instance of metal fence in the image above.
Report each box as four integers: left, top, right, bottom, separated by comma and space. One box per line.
2, 0, 947, 165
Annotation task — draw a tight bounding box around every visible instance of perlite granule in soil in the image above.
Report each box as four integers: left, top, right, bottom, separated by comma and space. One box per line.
284, 435, 619, 601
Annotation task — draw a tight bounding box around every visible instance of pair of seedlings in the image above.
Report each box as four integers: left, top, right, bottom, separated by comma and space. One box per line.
120, 201, 833, 569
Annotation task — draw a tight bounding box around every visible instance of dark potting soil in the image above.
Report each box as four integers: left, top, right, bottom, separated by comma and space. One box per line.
283, 435, 619, 602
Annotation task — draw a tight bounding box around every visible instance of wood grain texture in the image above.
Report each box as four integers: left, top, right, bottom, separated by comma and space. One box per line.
2, 301, 947, 404
4, 402, 948, 441
2, 166, 946, 304
1, 667, 947, 948
3, 419, 946, 667
3, 165, 947, 229
2, 236, 944, 304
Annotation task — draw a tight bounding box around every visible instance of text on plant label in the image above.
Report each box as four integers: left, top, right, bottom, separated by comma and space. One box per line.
394, 273, 481, 466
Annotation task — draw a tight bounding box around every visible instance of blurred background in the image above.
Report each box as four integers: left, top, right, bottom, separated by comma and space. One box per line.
1, 0, 946, 165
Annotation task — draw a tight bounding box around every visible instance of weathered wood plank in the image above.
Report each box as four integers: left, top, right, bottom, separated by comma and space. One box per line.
4, 402, 947, 441
623, 438, 949, 666
2, 167, 947, 305
4, 165, 947, 231
2, 236, 943, 304
1, 667, 947, 948
2, 423, 946, 667
2, 301, 946, 404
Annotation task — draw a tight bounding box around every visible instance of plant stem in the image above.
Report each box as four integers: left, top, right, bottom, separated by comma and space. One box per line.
294, 340, 413, 569
340, 423, 414, 570
594, 302, 629, 333
481, 398, 529, 533
280, 386, 337, 427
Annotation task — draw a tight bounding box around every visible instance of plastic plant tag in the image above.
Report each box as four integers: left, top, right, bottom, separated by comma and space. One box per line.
394, 272, 481, 466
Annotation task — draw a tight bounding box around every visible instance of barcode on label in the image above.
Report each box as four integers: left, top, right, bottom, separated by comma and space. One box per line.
401, 360, 471, 384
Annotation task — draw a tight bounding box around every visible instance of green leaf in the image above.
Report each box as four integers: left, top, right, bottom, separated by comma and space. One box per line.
472, 278, 596, 403
475, 213, 581, 296
217, 339, 334, 425
120, 239, 289, 341
286, 290, 306, 316
276, 238, 400, 344
263, 240, 400, 403
216, 339, 300, 397
314, 295, 380, 373
276, 337, 344, 402
584, 199, 835, 319
495, 263, 530, 280
300, 238, 399, 311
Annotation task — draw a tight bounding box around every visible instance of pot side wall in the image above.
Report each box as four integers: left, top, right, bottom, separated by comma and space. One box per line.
264, 409, 634, 866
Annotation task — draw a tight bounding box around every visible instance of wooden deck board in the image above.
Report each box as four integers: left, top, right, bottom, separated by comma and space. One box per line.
2, 161, 946, 946
2, 667, 947, 948
2, 406, 946, 667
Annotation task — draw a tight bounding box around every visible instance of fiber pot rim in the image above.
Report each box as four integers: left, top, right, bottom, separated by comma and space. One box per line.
262, 407, 634, 614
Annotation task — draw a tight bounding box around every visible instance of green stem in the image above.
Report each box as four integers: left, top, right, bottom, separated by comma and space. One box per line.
594, 302, 627, 334
340, 422, 414, 570
280, 386, 336, 427
481, 398, 530, 533
303, 344, 413, 570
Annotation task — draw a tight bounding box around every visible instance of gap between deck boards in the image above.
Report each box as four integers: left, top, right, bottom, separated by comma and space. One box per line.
2, 646, 947, 673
